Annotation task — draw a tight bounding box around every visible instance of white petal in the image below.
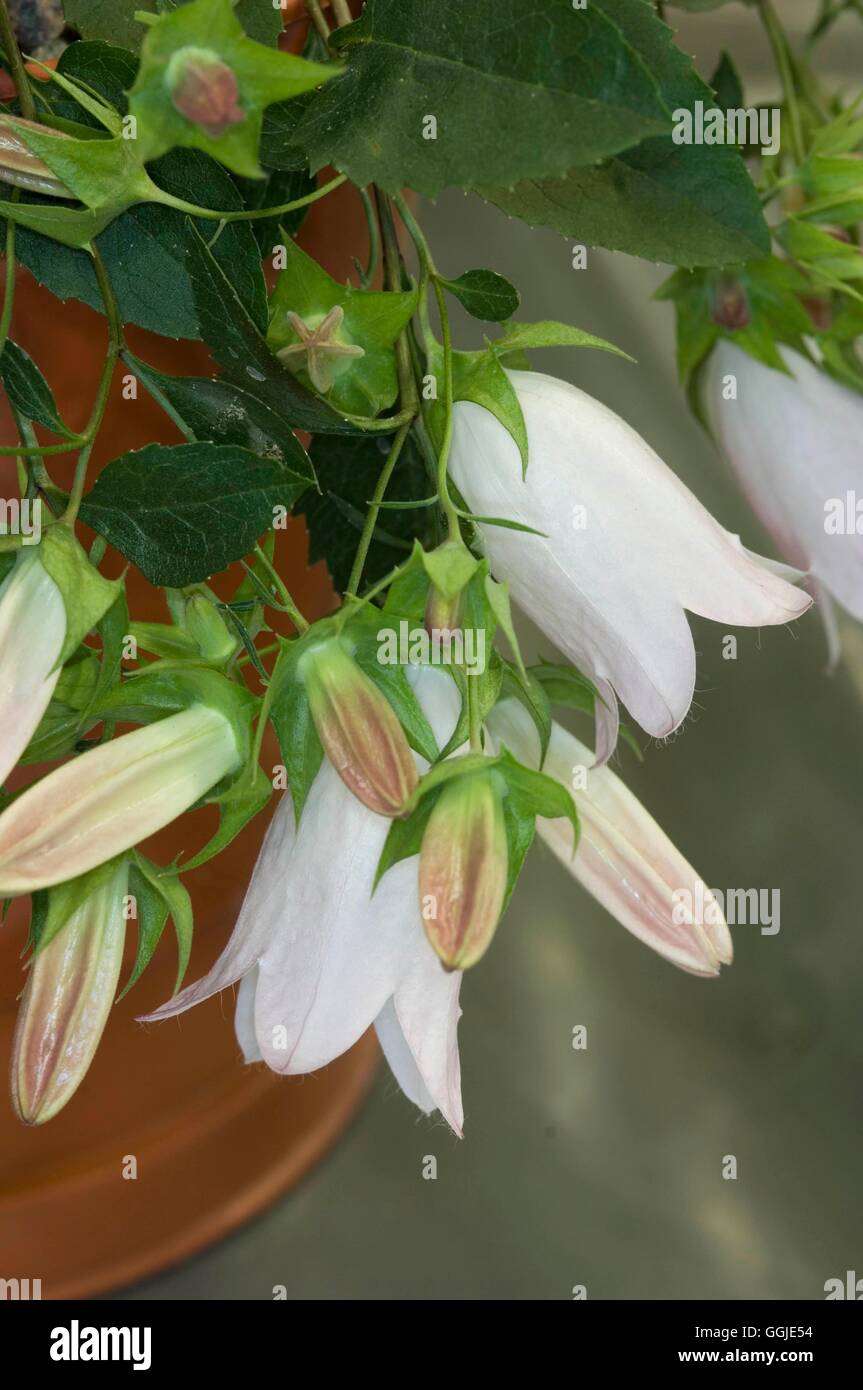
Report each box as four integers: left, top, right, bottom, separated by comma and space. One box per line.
450, 370, 811, 739
0, 551, 66, 786
374, 998, 436, 1112
234, 967, 262, 1064
706, 341, 863, 621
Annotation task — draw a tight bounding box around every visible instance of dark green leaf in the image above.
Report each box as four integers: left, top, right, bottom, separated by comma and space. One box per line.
180, 766, 272, 872
80, 442, 309, 586
295, 0, 670, 196
0, 340, 79, 438
442, 269, 519, 323
269, 649, 325, 824
65, 0, 283, 51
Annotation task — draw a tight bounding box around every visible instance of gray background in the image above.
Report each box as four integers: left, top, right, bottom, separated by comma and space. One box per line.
119, 1, 863, 1301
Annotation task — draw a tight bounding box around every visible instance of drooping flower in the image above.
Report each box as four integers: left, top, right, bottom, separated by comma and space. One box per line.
704, 340, 863, 639
11, 862, 128, 1125
0, 548, 66, 787
419, 770, 508, 970
0, 704, 241, 895
301, 637, 418, 817
488, 699, 732, 976
144, 667, 465, 1134
449, 369, 812, 757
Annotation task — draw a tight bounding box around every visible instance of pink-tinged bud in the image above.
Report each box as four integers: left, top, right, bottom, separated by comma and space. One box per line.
419, 771, 508, 970
0, 704, 240, 895
0, 116, 72, 197
0, 549, 66, 787
301, 639, 417, 817
711, 277, 750, 330
424, 585, 464, 640
167, 47, 245, 139
12, 863, 128, 1125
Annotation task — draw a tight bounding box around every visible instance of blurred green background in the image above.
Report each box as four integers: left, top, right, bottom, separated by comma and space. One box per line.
118, 1, 863, 1301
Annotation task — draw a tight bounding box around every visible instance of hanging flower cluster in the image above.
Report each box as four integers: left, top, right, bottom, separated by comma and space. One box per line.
0, 0, 851, 1133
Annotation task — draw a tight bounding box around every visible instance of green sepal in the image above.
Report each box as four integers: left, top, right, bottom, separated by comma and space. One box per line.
421, 539, 478, 601
123, 851, 193, 995
267, 236, 417, 417
91, 666, 256, 766
373, 789, 441, 891
496, 747, 580, 851
128, 0, 336, 178
499, 663, 551, 764
29, 856, 124, 955
489, 319, 630, 360
38, 527, 124, 668
180, 763, 272, 873
500, 790, 537, 914
438, 654, 503, 761
130, 621, 200, 661
12, 122, 155, 214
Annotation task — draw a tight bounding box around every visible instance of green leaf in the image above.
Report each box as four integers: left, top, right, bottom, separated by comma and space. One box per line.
79, 441, 308, 587
125, 852, 194, 994
129, 0, 335, 178
349, 618, 439, 765
500, 791, 537, 912
499, 663, 551, 763
3, 148, 268, 339
0, 341, 80, 438
497, 747, 580, 846
490, 319, 630, 359
0, 198, 118, 249
66, 0, 284, 50
180, 764, 272, 872
439, 653, 503, 762
295, 0, 670, 196
300, 431, 435, 595
39, 527, 124, 666
269, 643, 325, 824
374, 790, 441, 889
427, 340, 528, 472
710, 50, 744, 111
481, 0, 769, 268
441, 269, 519, 323
483, 574, 526, 681
12, 122, 155, 212
123, 350, 316, 482
185, 221, 358, 431
266, 236, 417, 417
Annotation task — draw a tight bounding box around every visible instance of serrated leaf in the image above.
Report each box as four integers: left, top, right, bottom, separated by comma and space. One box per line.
0, 340, 80, 438
79, 441, 308, 586
295, 0, 670, 196
442, 269, 519, 323
65, 0, 283, 50
186, 221, 358, 431
124, 350, 316, 482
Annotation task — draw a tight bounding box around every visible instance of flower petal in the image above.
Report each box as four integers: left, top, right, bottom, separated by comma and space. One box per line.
0, 551, 66, 786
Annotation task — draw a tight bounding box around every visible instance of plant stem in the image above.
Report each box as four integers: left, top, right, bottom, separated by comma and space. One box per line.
63, 247, 123, 526
757, 0, 806, 165
354, 185, 381, 289
331, 0, 353, 27
467, 671, 482, 751
0, 203, 16, 358
346, 417, 412, 596
155, 173, 347, 224
0, 0, 36, 121
253, 544, 308, 633
305, 0, 332, 44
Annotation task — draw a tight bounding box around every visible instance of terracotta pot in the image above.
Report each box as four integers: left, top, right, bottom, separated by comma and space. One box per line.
0, 2, 378, 1299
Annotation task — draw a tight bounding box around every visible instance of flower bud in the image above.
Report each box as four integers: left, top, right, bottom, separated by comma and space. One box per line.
419, 770, 508, 970
167, 47, 245, 139
711, 276, 750, 330
0, 116, 72, 197
183, 593, 238, 665
12, 863, 128, 1125
425, 584, 463, 640
301, 639, 417, 817
0, 549, 66, 786
0, 704, 241, 895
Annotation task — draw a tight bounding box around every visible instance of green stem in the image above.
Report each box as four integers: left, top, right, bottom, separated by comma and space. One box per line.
331, 0, 353, 27
345, 417, 412, 597
354, 185, 381, 290
154, 173, 347, 224
378, 192, 418, 410
0, 201, 17, 358
467, 671, 482, 751
0, 0, 36, 121
252, 543, 309, 633
305, 0, 332, 44
757, 0, 806, 165
63, 246, 123, 526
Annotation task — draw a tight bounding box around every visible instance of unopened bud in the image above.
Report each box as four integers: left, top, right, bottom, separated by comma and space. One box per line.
425, 584, 463, 639
12, 864, 128, 1125
167, 47, 245, 139
0, 116, 72, 197
711, 277, 750, 330
184, 593, 238, 665
301, 639, 417, 817
419, 770, 508, 970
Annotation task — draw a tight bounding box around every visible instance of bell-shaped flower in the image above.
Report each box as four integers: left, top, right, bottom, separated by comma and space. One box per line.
0, 704, 241, 895
449, 370, 811, 756
488, 699, 732, 976
704, 340, 863, 633
301, 637, 418, 817
11, 862, 128, 1124
143, 668, 465, 1134
419, 770, 508, 970
0, 548, 66, 787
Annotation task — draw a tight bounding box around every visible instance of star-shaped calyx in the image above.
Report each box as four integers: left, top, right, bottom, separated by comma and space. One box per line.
275, 305, 366, 395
